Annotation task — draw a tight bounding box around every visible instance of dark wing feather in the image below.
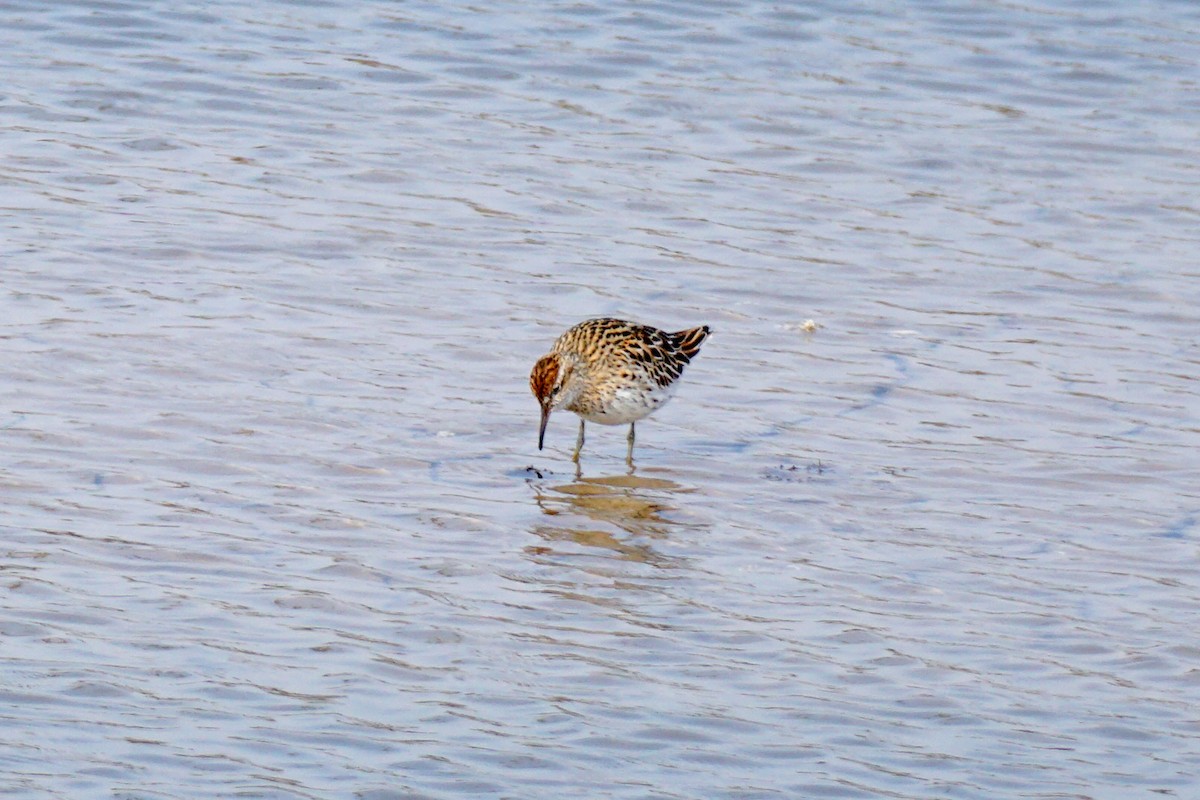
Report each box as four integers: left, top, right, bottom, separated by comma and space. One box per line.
669, 325, 711, 361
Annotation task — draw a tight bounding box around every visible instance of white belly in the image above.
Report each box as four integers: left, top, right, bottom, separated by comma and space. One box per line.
577, 382, 677, 425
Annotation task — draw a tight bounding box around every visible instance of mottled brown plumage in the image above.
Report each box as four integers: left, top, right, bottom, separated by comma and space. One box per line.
530, 317, 711, 463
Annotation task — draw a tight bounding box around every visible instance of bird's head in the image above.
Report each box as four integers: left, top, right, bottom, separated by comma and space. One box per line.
530, 353, 581, 450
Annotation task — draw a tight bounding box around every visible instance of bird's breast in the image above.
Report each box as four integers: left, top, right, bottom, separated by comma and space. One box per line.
569, 381, 678, 425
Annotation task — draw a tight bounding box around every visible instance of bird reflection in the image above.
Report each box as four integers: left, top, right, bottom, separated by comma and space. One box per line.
526, 472, 694, 564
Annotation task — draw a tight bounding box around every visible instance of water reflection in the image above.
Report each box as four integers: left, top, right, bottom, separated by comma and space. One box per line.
527, 472, 694, 563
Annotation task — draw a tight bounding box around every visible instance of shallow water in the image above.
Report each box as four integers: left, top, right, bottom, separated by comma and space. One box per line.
2, 1, 1199, 798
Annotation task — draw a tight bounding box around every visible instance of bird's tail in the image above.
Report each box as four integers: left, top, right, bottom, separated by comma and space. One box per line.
671, 325, 711, 361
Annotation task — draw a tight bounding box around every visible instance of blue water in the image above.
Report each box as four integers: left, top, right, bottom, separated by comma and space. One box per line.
2, 1, 1198, 798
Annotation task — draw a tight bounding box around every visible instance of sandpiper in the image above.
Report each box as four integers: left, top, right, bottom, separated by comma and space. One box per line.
530, 317, 711, 464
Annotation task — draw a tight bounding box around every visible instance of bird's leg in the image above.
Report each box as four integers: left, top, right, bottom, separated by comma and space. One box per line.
625, 422, 636, 467
572, 418, 585, 463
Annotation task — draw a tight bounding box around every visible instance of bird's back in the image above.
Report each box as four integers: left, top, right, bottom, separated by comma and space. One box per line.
553, 317, 710, 388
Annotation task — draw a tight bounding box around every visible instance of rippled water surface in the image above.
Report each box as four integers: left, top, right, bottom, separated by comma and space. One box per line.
3, 1, 1199, 797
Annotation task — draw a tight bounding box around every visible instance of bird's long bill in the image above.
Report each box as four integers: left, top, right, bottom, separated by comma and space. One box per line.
538, 403, 551, 450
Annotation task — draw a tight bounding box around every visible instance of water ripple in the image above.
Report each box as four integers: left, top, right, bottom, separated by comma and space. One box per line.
2, 0, 1198, 798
